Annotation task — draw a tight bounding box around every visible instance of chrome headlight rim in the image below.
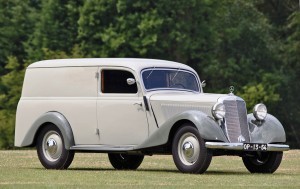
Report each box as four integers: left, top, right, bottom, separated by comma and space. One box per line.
212, 102, 225, 120
253, 103, 267, 121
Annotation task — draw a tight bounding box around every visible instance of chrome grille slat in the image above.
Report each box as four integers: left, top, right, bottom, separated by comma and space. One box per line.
223, 99, 250, 143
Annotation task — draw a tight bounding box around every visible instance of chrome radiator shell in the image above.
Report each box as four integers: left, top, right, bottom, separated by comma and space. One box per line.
219, 96, 250, 143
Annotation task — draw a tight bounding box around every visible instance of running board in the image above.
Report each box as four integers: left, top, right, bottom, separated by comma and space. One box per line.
70, 145, 136, 152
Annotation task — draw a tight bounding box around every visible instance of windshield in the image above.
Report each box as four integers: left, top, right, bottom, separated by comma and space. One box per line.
142, 68, 200, 92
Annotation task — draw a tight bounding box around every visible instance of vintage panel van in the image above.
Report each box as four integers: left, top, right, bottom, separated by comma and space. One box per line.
15, 58, 289, 173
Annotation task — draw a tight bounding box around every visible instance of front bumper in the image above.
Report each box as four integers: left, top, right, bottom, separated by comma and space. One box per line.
205, 142, 289, 152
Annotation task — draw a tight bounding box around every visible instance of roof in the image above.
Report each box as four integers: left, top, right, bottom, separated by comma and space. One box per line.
28, 58, 195, 73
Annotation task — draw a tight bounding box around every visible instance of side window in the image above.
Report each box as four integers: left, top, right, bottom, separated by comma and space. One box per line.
101, 70, 137, 94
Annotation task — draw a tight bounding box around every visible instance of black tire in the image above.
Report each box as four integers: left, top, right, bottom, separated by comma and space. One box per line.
172, 125, 212, 174
242, 151, 283, 173
108, 153, 144, 170
36, 124, 74, 169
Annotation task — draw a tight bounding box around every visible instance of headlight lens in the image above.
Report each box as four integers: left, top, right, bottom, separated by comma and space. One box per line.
212, 103, 225, 120
253, 103, 267, 121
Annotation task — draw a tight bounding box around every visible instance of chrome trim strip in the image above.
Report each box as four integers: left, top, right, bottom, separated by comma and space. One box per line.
70, 145, 135, 151
205, 142, 290, 151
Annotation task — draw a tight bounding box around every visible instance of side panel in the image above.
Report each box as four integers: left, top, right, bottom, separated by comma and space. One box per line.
15, 66, 100, 147
17, 112, 74, 149
97, 96, 149, 145
248, 113, 286, 143
136, 110, 228, 149
15, 98, 99, 146
22, 67, 97, 97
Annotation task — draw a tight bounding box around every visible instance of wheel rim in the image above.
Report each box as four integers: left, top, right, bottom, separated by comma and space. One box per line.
177, 132, 200, 166
42, 131, 63, 162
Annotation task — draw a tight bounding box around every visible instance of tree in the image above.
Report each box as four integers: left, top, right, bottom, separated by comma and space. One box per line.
26, 0, 83, 61
255, 0, 300, 148
0, 57, 25, 149
278, 11, 300, 148
0, 0, 38, 72
78, 0, 220, 63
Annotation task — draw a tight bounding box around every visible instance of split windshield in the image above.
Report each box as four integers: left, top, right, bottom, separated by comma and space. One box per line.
142, 68, 200, 92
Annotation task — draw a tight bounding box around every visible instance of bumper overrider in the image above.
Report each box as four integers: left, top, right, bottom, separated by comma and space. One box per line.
205, 142, 290, 152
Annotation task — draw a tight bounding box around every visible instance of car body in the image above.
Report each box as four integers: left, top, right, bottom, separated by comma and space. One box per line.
15, 58, 289, 173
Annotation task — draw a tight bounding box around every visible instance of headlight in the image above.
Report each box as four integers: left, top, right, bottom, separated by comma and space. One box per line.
253, 103, 267, 121
212, 103, 225, 120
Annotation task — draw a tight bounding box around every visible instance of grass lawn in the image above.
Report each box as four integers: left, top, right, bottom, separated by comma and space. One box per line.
0, 150, 299, 188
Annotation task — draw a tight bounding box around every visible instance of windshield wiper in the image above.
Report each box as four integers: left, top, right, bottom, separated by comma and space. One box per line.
146, 66, 155, 79
171, 67, 181, 81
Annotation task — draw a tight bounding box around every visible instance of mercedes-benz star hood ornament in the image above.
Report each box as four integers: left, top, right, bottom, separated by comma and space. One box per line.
229, 86, 234, 95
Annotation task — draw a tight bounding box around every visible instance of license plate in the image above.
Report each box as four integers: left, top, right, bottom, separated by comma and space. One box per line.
243, 143, 267, 151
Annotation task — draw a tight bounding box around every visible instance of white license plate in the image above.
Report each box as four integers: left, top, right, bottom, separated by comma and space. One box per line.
243, 143, 268, 151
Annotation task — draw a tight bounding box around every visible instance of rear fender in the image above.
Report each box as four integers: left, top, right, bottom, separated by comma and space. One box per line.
20, 112, 75, 149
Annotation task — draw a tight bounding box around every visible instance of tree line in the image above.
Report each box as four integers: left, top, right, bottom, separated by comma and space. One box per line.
0, 0, 299, 149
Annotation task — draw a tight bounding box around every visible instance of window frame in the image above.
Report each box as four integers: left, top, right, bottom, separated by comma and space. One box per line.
98, 67, 139, 96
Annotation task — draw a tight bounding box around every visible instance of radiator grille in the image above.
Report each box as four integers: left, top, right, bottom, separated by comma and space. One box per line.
223, 100, 250, 143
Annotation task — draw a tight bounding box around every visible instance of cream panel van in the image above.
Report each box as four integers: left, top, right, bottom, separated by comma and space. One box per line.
15, 58, 289, 174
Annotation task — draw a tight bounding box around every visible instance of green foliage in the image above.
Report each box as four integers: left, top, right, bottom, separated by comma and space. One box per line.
78, 0, 164, 57
278, 11, 300, 147
0, 57, 24, 112
26, 0, 82, 61
42, 45, 85, 59
204, 0, 279, 93
78, 0, 219, 62
237, 73, 281, 112
0, 57, 25, 149
238, 83, 280, 112
0, 0, 37, 71
0, 112, 15, 149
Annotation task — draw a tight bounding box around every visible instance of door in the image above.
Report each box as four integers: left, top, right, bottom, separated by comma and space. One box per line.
96, 68, 149, 145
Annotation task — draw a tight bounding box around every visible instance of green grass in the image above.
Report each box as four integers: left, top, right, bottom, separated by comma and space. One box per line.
0, 150, 299, 188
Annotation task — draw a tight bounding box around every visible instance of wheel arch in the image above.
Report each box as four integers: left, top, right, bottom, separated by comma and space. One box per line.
167, 119, 196, 147
136, 110, 228, 150
21, 111, 75, 149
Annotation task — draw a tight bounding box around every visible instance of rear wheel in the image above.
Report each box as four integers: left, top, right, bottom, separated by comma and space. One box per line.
36, 124, 74, 169
108, 153, 144, 170
242, 151, 283, 173
172, 125, 212, 174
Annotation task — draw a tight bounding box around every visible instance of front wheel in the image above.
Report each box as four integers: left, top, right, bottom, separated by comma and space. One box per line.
242, 151, 283, 173
172, 125, 212, 174
108, 153, 144, 170
36, 124, 74, 169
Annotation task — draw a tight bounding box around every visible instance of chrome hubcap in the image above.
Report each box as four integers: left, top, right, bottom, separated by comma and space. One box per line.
183, 141, 194, 158
178, 132, 200, 166
47, 138, 58, 155
42, 131, 63, 162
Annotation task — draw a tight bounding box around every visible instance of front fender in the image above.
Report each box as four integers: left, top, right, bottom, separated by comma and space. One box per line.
20, 112, 75, 149
248, 113, 286, 143
136, 110, 228, 149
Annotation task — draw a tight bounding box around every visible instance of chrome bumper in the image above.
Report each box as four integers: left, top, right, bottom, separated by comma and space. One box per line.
205, 142, 290, 151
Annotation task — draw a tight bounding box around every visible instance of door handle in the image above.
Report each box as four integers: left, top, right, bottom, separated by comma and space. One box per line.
133, 102, 142, 107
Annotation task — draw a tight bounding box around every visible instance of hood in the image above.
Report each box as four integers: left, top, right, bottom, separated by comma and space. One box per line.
148, 92, 229, 126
